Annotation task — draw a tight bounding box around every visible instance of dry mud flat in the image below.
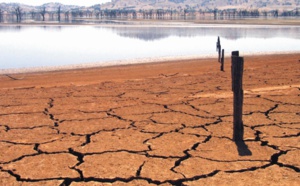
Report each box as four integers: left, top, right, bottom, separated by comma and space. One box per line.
0, 54, 299, 185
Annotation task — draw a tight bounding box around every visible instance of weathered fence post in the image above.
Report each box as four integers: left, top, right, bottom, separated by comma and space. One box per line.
218, 45, 221, 62
216, 36, 221, 62
231, 51, 244, 141
221, 49, 225, 71
216, 36, 220, 52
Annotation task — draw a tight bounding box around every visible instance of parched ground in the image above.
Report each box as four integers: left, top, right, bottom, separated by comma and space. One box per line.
0, 54, 299, 185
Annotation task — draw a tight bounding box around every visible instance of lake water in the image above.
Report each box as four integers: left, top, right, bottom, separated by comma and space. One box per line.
0, 24, 300, 73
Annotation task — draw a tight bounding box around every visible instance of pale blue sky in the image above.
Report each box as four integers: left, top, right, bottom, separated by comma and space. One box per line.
0, 0, 111, 6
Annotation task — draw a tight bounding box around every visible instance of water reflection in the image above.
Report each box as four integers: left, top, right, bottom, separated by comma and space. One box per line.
0, 25, 63, 32
0, 25, 299, 71
0, 25, 22, 32
42, 26, 62, 31
109, 26, 300, 41
72, 20, 131, 25
2, 25, 300, 41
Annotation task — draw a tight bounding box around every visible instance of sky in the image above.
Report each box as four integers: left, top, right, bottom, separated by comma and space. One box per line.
0, 0, 111, 6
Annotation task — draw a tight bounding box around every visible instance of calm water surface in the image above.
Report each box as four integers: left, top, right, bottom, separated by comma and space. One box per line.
0, 24, 299, 71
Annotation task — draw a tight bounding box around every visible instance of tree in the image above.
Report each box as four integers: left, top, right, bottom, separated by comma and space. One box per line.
0, 8, 3, 22
30, 9, 36, 19
14, 6, 22, 22
261, 10, 268, 17
183, 8, 188, 19
40, 6, 46, 21
213, 8, 218, 20
64, 11, 70, 19
132, 10, 137, 19
79, 10, 84, 17
274, 9, 278, 17
49, 11, 55, 19
95, 10, 100, 19
57, 6, 61, 21
71, 10, 79, 17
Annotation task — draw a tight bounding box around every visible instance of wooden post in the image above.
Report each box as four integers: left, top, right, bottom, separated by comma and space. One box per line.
231, 51, 239, 90
221, 49, 224, 71
218, 45, 221, 62
231, 51, 244, 141
216, 36, 220, 52
216, 37, 221, 62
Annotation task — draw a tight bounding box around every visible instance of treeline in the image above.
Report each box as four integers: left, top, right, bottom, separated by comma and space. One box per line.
0, 6, 299, 22
0, 6, 67, 22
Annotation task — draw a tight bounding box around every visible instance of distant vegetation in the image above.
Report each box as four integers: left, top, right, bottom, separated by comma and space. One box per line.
0, 1, 299, 23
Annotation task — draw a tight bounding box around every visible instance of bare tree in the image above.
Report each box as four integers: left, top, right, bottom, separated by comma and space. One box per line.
40, 6, 46, 21
95, 10, 100, 19
0, 8, 3, 22
71, 10, 79, 17
261, 10, 268, 17
30, 9, 36, 19
213, 8, 218, 20
49, 11, 55, 20
274, 9, 278, 17
57, 6, 61, 21
64, 11, 69, 19
14, 6, 22, 22
79, 10, 84, 17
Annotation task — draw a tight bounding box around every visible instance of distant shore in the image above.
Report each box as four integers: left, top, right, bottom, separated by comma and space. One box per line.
1, 17, 300, 26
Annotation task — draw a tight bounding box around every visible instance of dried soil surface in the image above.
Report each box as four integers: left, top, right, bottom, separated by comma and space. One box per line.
0, 54, 299, 185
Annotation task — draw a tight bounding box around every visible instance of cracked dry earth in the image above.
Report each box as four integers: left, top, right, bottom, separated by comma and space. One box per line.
0, 54, 299, 186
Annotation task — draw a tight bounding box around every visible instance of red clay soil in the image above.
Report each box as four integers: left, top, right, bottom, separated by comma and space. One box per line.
0, 53, 299, 185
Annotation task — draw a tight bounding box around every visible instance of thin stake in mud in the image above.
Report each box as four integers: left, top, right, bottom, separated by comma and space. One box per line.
231, 51, 244, 141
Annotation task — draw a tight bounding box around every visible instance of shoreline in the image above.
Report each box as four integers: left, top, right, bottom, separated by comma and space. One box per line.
1, 17, 300, 26
1, 22, 300, 28
0, 55, 216, 75
0, 53, 299, 89
1, 52, 299, 75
